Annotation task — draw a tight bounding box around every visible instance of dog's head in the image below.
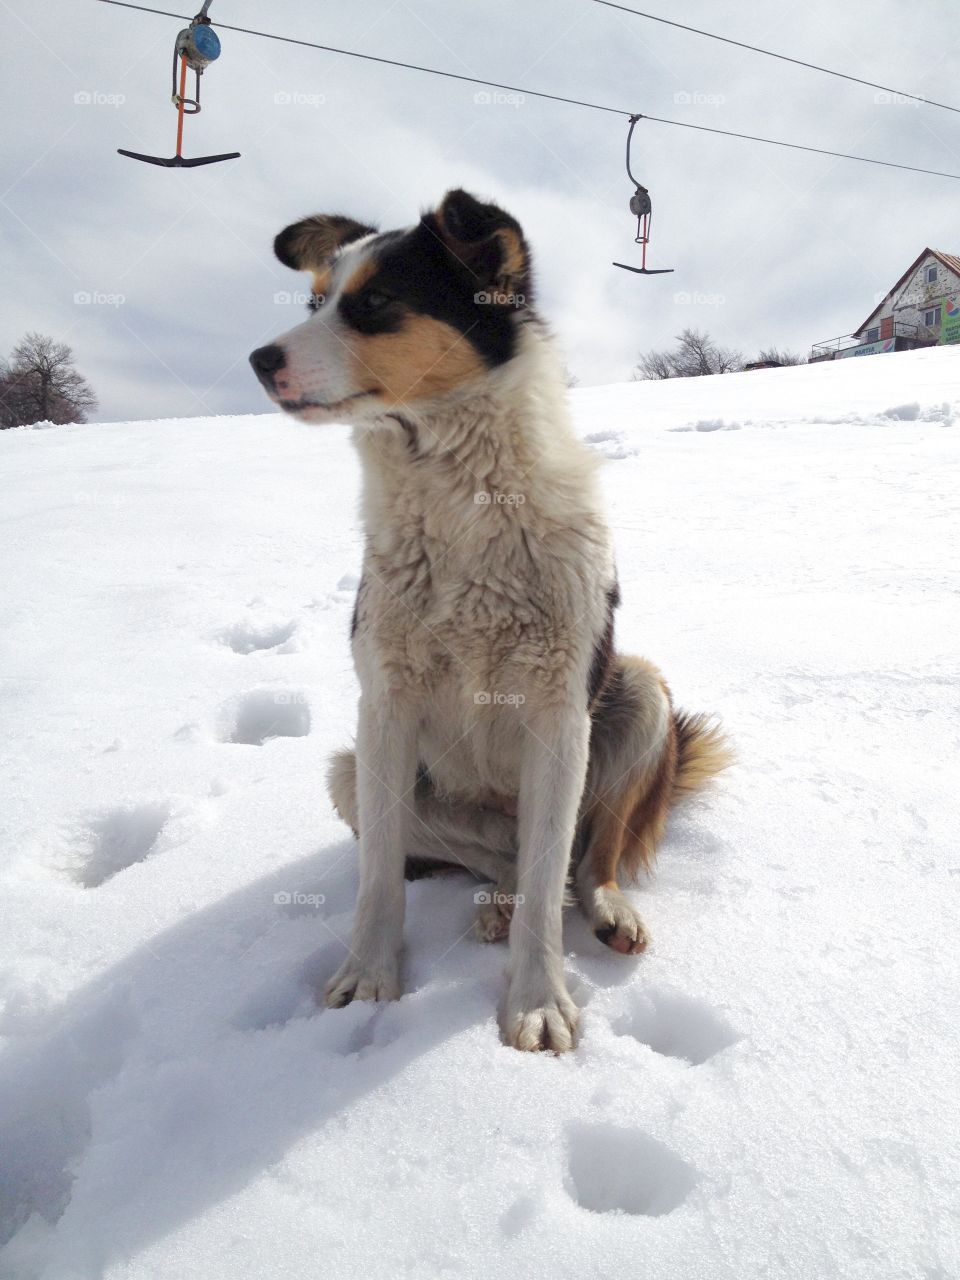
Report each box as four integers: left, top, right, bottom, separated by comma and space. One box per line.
249, 189, 532, 424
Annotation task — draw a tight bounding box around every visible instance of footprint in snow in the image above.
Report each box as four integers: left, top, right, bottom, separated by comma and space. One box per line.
216, 618, 299, 654
583, 429, 636, 459
230, 973, 314, 1033
70, 803, 171, 887
231, 940, 345, 1033
499, 1193, 542, 1237
343, 1003, 406, 1056
216, 689, 311, 745
565, 1123, 697, 1217
610, 987, 739, 1065
670, 418, 742, 433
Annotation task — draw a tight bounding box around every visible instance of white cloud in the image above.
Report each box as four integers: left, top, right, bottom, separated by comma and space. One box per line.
2, 0, 958, 419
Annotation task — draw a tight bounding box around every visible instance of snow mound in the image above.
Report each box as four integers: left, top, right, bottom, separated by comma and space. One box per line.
1, 346, 959, 1279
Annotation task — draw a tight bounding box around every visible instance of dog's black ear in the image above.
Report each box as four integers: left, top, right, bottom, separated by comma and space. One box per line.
273, 215, 376, 273
429, 189, 531, 300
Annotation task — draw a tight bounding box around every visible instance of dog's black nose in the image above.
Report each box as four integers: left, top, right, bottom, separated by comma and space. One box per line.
249, 344, 286, 386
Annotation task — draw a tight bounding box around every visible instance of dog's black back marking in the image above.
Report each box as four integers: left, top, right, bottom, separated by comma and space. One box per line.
350, 575, 367, 641
587, 581, 620, 711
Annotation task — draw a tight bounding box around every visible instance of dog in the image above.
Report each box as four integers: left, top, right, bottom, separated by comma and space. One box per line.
250, 188, 731, 1052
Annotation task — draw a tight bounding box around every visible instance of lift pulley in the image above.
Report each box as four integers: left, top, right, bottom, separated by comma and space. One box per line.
118, 1, 240, 168
613, 115, 674, 275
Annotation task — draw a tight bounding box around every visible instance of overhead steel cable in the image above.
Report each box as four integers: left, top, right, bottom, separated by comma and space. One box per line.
637, 113, 960, 180
96, 0, 960, 180
591, 0, 960, 115
98, 0, 627, 115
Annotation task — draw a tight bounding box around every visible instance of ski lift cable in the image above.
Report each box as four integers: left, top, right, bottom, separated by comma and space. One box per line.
99, 0, 627, 117
96, 0, 960, 181
591, 0, 960, 116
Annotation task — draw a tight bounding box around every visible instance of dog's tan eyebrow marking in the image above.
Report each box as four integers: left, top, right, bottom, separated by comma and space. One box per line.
341, 257, 379, 296
310, 268, 332, 298
309, 245, 366, 302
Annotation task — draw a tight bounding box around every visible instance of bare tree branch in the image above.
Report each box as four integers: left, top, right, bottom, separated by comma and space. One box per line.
1, 332, 98, 427
752, 346, 807, 367
634, 328, 743, 380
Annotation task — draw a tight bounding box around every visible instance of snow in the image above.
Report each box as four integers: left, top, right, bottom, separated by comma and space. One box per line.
1, 344, 959, 1279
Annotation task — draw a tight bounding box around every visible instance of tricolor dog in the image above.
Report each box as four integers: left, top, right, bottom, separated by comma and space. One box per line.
250, 189, 730, 1052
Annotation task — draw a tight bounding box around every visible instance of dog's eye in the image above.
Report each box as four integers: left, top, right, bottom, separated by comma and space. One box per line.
362, 289, 392, 312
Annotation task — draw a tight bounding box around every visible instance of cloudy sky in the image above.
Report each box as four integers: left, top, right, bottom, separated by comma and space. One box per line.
2, 0, 958, 421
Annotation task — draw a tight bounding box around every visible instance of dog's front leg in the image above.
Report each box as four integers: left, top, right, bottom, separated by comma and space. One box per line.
324, 693, 417, 1007
502, 703, 589, 1052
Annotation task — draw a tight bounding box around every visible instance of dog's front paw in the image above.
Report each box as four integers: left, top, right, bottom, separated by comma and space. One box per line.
324, 952, 401, 1008
502, 976, 579, 1053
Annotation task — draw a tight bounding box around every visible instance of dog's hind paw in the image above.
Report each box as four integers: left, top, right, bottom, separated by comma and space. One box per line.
474, 888, 515, 943
590, 886, 650, 956
502, 980, 579, 1053
323, 954, 401, 1008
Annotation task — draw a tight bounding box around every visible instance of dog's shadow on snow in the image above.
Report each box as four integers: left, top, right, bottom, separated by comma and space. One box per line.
0, 843, 524, 1273
0, 822, 670, 1274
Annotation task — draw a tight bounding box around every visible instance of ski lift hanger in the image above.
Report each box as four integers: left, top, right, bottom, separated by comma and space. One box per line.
118, 1, 239, 168
613, 114, 674, 275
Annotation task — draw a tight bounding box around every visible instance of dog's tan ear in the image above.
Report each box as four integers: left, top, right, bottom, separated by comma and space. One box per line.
273, 215, 376, 273
429, 189, 530, 300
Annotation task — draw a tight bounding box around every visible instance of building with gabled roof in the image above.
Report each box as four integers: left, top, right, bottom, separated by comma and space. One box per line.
811, 248, 960, 361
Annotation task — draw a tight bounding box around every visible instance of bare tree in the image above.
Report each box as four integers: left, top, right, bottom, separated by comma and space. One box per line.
0, 332, 97, 427
634, 328, 743, 380
672, 328, 716, 377
632, 348, 676, 381
752, 346, 806, 367
713, 341, 744, 374
0, 361, 23, 429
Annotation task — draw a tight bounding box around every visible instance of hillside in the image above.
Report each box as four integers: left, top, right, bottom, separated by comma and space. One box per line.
1, 346, 959, 1280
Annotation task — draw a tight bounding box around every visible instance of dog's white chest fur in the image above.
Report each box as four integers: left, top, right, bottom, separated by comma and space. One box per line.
349, 329, 614, 802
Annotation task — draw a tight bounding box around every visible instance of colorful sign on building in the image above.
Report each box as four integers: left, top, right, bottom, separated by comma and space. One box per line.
838, 338, 896, 358
940, 296, 960, 345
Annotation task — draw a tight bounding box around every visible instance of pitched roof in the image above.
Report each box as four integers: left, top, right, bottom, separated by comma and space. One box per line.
856, 248, 960, 334
933, 249, 960, 277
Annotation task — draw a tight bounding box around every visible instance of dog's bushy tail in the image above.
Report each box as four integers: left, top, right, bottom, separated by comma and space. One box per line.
672, 709, 734, 798
580, 658, 733, 884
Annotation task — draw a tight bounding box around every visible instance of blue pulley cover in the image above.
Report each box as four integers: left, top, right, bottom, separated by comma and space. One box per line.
191, 24, 221, 63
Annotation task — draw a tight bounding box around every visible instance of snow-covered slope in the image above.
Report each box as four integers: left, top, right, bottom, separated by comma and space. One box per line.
1, 347, 959, 1280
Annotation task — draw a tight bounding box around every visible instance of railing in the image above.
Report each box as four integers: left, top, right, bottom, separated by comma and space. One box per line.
810, 334, 861, 357
810, 319, 920, 360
